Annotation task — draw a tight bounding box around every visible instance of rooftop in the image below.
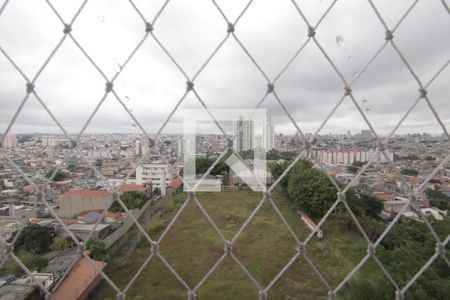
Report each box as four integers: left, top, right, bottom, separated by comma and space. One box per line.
53, 257, 106, 300
119, 184, 146, 192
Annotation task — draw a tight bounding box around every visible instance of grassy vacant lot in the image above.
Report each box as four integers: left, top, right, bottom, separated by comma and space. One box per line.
89, 190, 379, 300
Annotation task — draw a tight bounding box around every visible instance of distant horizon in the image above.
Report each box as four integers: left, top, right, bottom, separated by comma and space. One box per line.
2, 131, 447, 137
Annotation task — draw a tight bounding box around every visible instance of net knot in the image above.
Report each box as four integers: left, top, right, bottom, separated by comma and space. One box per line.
419, 88, 427, 98
385, 30, 394, 41
186, 81, 194, 91
367, 243, 376, 256
224, 240, 232, 254
435, 242, 444, 255
328, 290, 336, 300
116, 293, 125, 300
395, 290, 404, 300
227, 23, 235, 33
151, 241, 160, 254
344, 86, 352, 96
77, 242, 85, 253
63, 23, 72, 34
145, 22, 154, 33
105, 82, 114, 93
26, 82, 35, 94
187, 291, 196, 300
259, 290, 267, 300
307, 26, 316, 37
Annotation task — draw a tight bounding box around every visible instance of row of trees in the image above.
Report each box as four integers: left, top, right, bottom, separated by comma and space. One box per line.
426, 188, 450, 210
348, 218, 450, 299
13, 224, 107, 261
270, 159, 449, 299
394, 154, 436, 161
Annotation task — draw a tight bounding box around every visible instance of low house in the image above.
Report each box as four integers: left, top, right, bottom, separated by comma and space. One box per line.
53, 257, 106, 300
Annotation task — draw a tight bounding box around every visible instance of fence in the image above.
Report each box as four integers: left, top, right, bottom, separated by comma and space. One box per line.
0, 0, 449, 299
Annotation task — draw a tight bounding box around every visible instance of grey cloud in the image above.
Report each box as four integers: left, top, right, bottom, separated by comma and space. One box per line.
0, 0, 448, 135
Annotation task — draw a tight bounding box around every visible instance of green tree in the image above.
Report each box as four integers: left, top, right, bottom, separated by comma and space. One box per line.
86, 238, 107, 261
269, 160, 292, 189
109, 191, 148, 212
14, 224, 56, 254
346, 190, 384, 220
287, 160, 337, 217
194, 154, 230, 176
46, 169, 67, 181
346, 165, 359, 174
401, 168, 419, 176
426, 189, 449, 210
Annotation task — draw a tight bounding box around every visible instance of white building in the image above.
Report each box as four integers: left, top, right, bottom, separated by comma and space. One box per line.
42, 136, 58, 147
311, 148, 386, 165
233, 115, 254, 152
87, 148, 111, 159
136, 140, 150, 156
135, 162, 174, 189
263, 116, 275, 150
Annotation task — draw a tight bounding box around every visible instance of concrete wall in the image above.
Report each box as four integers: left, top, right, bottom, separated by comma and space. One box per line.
58, 195, 110, 218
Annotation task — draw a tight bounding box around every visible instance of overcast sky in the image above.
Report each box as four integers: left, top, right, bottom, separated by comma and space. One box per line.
0, 0, 449, 136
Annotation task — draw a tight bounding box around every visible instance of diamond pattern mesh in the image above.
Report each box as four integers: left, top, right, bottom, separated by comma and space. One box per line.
0, 0, 449, 299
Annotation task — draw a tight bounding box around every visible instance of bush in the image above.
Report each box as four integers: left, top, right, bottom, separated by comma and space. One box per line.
51, 236, 76, 250
86, 238, 107, 261
109, 191, 148, 212
287, 160, 337, 217
400, 168, 419, 176
146, 219, 169, 236
14, 225, 56, 254
269, 160, 292, 189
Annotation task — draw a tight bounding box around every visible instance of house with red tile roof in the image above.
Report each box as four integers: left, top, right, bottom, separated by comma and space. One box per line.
53, 257, 106, 300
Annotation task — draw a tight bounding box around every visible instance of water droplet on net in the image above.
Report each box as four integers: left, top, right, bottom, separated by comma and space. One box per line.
124, 96, 130, 103
353, 72, 360, 78
336, 36, 345, 47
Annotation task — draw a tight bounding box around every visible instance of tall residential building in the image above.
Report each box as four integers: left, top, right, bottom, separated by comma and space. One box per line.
135, 140, 142, 155
360, 130, 374, 141
42, 136, 58, 147
263, 116, 275, 150
3, 134, 17, 148
135, 140, 150, 156
233, 115, 254, 152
